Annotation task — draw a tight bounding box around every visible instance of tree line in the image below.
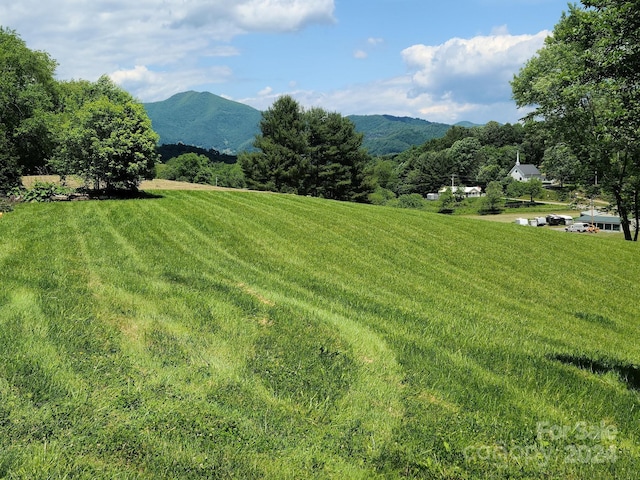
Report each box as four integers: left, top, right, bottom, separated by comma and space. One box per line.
0, 27, 158, 195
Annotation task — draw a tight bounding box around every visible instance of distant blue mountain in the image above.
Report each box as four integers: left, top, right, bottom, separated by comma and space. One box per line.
144, 91, 471, 156
143, 91, 261, 154
454, 121, 482, 128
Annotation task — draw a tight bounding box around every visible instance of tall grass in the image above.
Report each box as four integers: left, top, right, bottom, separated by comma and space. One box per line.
0, 190, 638, 478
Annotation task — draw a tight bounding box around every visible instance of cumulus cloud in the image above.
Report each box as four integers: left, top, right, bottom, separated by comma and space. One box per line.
0, 0, 335, 92
110, 65, 159, 86
401, 30, 550, 103
353, 37, 384, 60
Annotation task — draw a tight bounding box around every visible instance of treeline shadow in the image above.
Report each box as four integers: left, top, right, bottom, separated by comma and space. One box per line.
550, 353, 640, 391
85, 189, 164, 200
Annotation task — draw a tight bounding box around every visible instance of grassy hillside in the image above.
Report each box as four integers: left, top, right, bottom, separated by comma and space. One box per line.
143, 91, 262, 153
0, 191, 638, 478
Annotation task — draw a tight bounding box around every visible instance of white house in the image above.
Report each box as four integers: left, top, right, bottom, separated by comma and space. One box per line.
438, 186, 483, 197
509, 152, 542, 182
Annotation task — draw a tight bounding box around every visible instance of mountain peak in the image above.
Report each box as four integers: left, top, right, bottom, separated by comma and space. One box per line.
144, 92, 262, 153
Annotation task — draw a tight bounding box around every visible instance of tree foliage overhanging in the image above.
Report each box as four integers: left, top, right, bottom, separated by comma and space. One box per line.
0, 27, 58, 192
239, 96, 371, 202
512, 0, 640, 241
0, 28, 158, 194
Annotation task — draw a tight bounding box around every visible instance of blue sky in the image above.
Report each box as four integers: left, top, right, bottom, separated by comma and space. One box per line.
1, 0, 569, 124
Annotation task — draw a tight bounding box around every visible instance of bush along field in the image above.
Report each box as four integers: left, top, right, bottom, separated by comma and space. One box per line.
0, 190, 638, 478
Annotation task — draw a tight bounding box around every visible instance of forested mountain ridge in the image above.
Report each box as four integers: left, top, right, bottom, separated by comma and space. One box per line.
143, 91, 469, 156
347, 115, 452, 156
143, 91, 262, 154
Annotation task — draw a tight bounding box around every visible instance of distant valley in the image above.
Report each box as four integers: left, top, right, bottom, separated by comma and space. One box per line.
144, 91, 475, 157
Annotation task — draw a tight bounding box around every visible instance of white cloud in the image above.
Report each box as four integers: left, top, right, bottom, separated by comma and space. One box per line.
233, 0, 335, 31
110, 65, 159, 85
0, 1, 335, 86
258, 86, 274, 96
367, 37, 384, 46
401, 30, 550, 103
354, 50, 368, 59
109, 65, 234, 102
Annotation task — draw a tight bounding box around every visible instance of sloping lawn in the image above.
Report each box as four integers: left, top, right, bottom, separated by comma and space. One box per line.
0, 190, 638, 478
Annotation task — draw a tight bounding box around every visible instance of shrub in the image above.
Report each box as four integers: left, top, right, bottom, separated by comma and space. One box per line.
478, 181, 504, 214
438, 187, 455, 214
17, 181, 74, 202
0, 197, 14, 212
368, 187, 396, 206
160, 153, 212, 184
396, 193, 425, 209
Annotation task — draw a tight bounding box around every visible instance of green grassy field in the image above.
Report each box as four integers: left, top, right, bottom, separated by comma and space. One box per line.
0, 190, 638, 478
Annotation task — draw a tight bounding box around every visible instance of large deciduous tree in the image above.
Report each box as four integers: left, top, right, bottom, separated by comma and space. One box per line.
512, 1, 640, 241
0, 27, 58, 192
239, 95, 370, 201
52, 76, 158, 191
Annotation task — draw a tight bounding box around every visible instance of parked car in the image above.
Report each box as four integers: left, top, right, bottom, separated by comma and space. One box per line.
566, 222, 588, 232
566, 222, 598, 233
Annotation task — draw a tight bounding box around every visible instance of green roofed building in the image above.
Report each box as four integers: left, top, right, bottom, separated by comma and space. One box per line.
576, 210, 622, 232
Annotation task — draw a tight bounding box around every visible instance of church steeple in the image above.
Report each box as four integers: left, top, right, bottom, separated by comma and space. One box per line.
516, 150, 520, 166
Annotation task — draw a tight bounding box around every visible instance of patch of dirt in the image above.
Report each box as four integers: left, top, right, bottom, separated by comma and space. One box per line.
22, 175, 82, 188
418, 391, 460, 412
140, 179, 244, 192
21, 175, 245, 192
237, 282, 275, 306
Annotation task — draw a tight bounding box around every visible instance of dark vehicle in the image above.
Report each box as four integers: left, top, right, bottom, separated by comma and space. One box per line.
546, 214, 563, 226
546, 214, 573, 226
